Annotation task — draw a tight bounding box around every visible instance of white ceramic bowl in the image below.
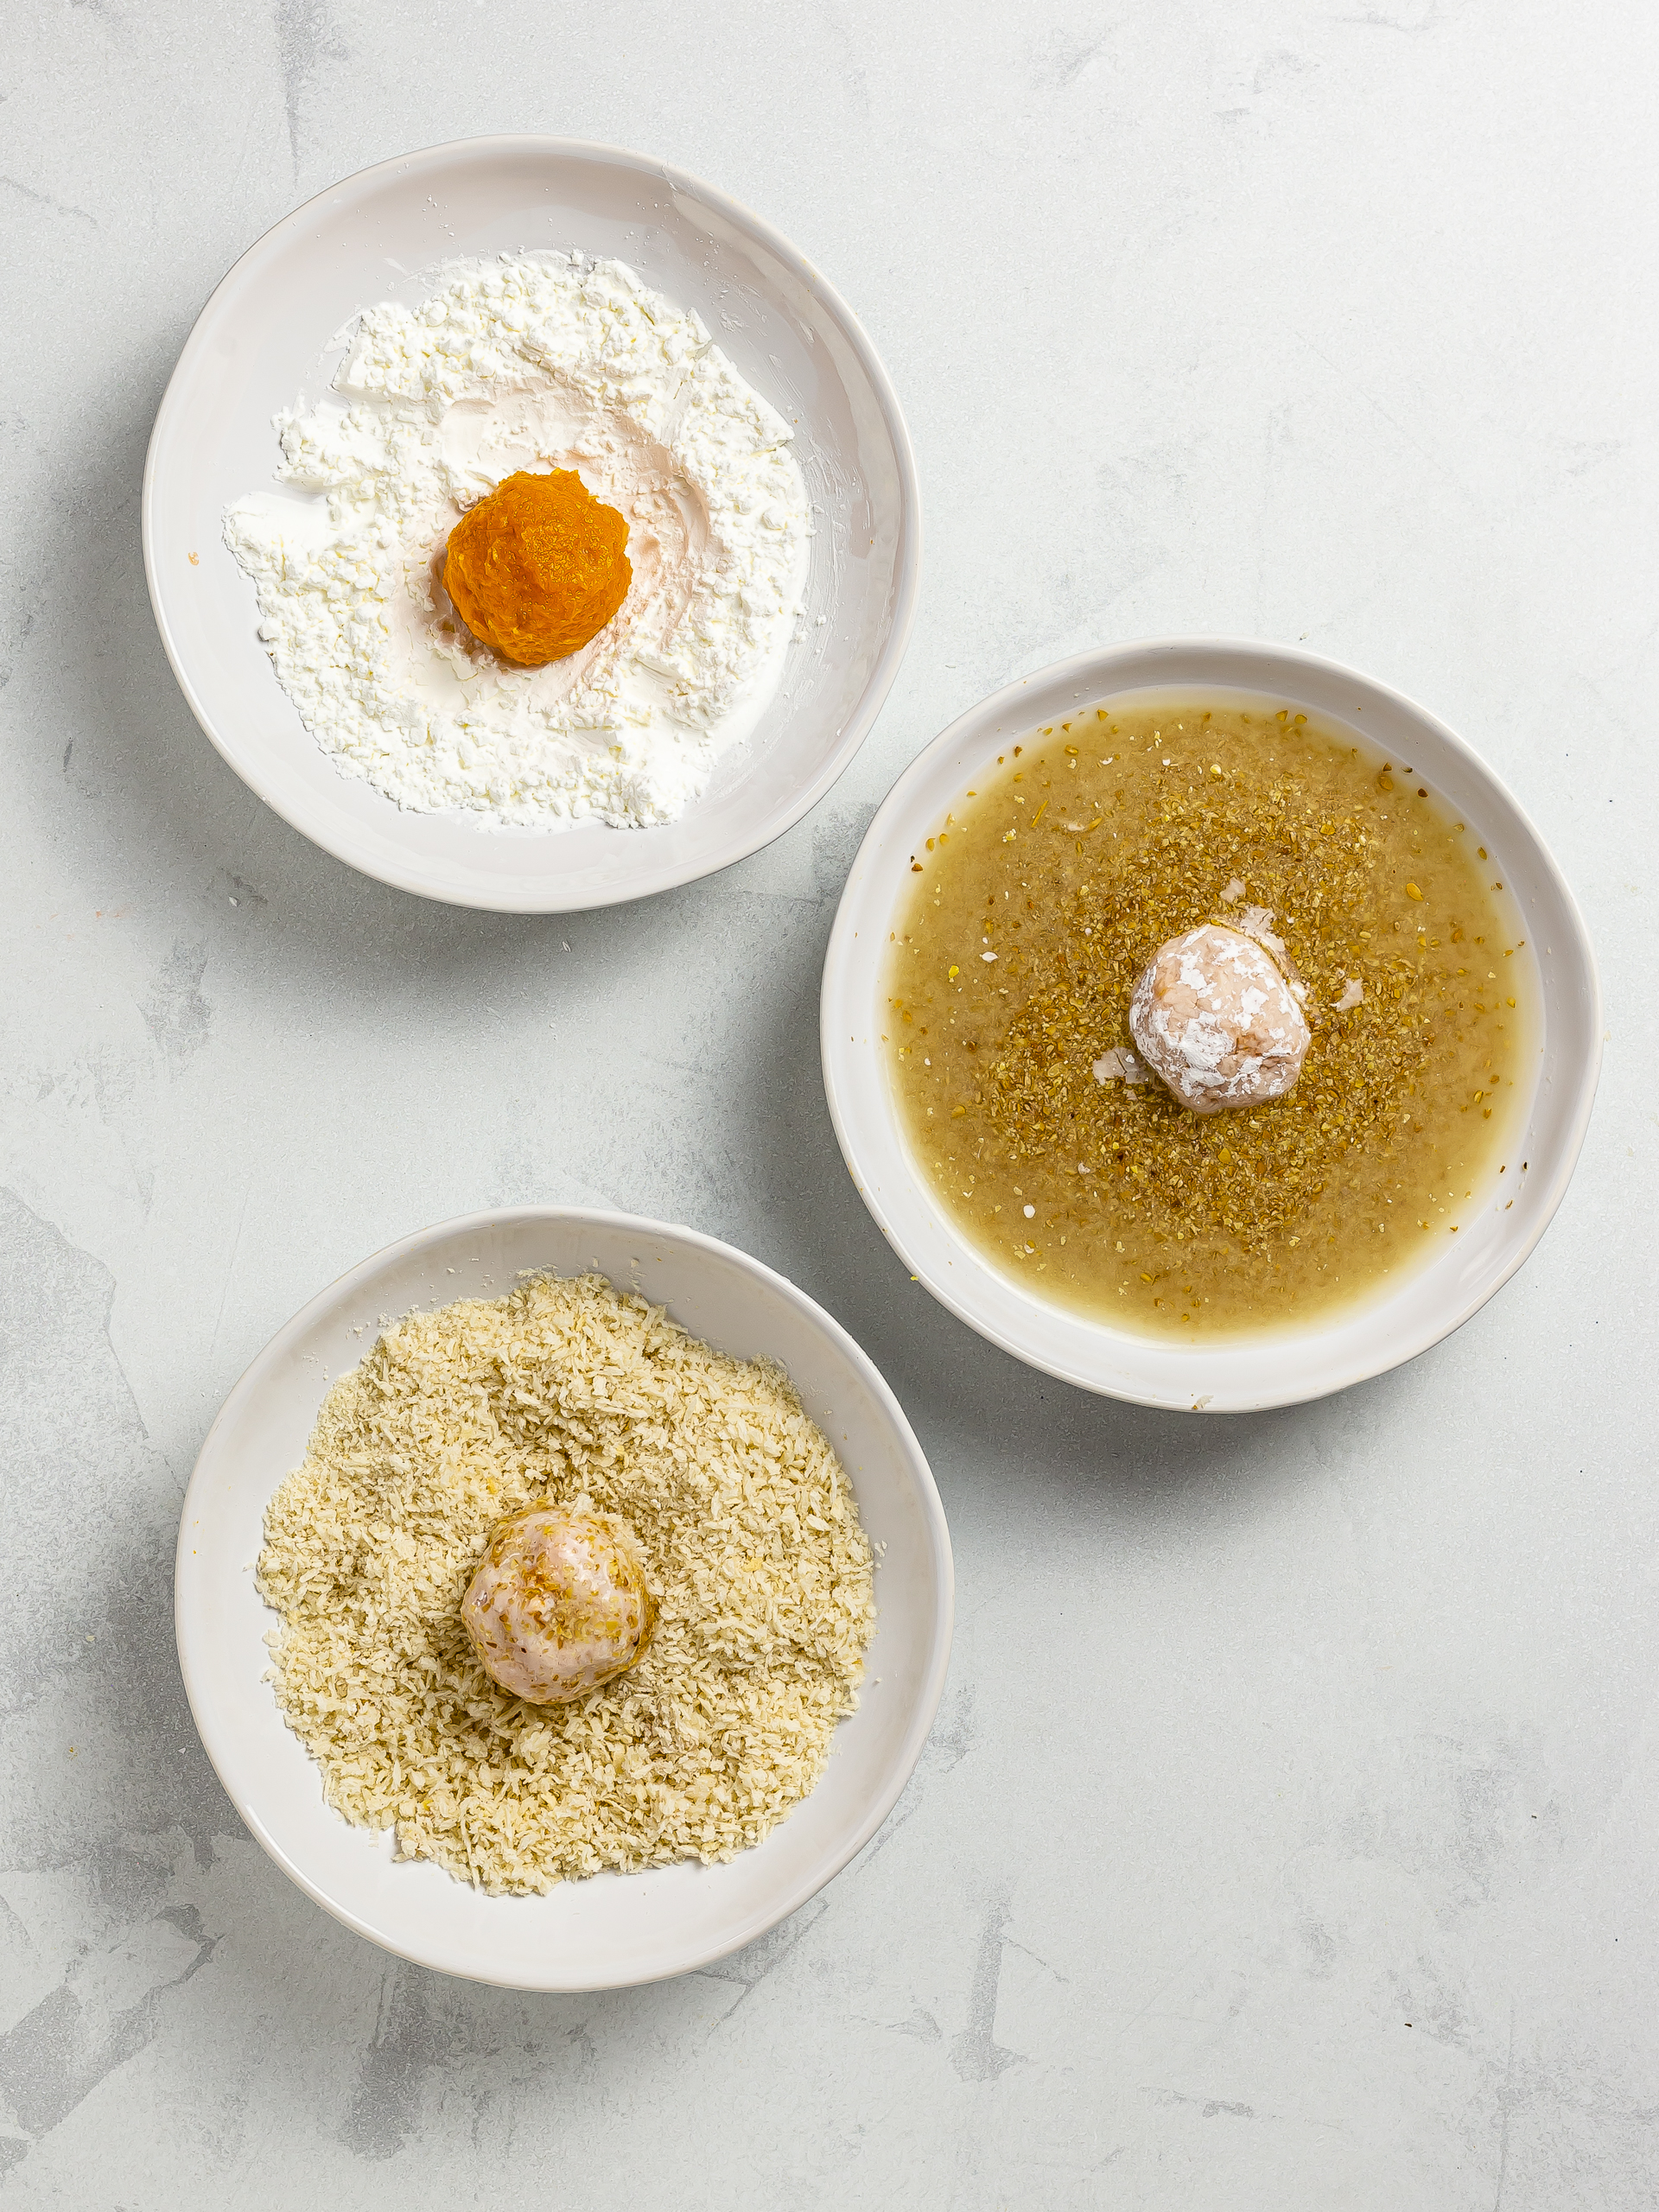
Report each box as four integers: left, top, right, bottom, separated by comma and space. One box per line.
143, 138, 920, 912
175, 1209, 952, 1989
821, 639, 1601, 1412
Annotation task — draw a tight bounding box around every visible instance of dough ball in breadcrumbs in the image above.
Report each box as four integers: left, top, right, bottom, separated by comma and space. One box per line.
256, 1273, 876, 1894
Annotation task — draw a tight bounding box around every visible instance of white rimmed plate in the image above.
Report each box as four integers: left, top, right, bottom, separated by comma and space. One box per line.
175, 1209, 952, 1989
821, 639, 1600, 1412
143, 138, 920, 912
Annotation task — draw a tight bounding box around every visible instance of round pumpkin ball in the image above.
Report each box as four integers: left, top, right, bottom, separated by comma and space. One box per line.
461, 1503, 653, 1704
444, 468, 632, 665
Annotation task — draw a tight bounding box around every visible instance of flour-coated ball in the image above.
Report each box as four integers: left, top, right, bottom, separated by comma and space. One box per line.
1128, 922, 1311, 1115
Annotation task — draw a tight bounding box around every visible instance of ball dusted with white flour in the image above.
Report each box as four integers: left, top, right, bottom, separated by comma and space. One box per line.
1128, 923, 1311, 1115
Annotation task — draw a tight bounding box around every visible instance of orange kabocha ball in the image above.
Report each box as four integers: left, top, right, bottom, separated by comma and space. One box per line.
443, 469, 632, 665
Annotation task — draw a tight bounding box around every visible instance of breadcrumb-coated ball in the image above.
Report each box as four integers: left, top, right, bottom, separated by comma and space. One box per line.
1129, 922, 1310, 1115
444, 469, 631, 665
461, 1504, 653, 1704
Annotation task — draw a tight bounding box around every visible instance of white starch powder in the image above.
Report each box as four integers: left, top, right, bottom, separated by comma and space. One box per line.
224, 251, 811, 830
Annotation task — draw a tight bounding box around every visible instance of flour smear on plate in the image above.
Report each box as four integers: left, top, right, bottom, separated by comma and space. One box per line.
224, 252, 811, 829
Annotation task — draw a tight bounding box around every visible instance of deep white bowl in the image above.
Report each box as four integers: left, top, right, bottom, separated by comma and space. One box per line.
821, 639, 1601, 1412
143, 137, 919, 912
175, 1209, 952, 1989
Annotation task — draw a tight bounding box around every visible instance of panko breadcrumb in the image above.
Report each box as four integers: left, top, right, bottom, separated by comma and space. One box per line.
256, 1273, 876, 1894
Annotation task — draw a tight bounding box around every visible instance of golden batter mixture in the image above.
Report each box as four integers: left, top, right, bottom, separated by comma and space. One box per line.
886, 695, 1537, 1338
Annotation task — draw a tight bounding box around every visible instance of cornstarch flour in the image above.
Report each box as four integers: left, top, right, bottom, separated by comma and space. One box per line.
224, 251, 811, 830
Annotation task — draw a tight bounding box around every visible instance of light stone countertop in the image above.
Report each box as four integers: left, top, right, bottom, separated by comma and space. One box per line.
3, 3, 1656, 2204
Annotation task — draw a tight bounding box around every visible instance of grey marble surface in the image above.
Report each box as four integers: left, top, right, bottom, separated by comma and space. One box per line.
3, 2, 1656, 2203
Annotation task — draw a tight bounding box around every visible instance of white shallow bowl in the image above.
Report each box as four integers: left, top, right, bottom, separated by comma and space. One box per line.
822, 639, 1601, 1413
175, 1209, 952, 1990
143, 137, 919, 912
